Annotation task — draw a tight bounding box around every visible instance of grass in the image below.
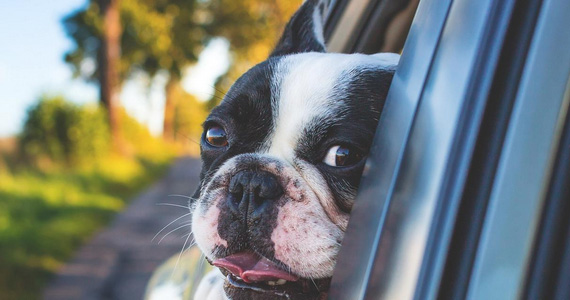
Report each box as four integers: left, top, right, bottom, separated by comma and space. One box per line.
0, 155, 172, 299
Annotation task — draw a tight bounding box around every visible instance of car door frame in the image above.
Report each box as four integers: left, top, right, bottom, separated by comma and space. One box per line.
324, 0, 570, 299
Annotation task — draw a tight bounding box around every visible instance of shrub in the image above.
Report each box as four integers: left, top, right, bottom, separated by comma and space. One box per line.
4, 96, 176, 298
19, 96, 110, 167
120, 109, 175, 163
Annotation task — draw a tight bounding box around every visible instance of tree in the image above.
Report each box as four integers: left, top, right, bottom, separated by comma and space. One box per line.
64, 0, 123, 148
201, 0, 301, 108
63, 0, 300, 142
64, 0, 202, 141
119, 0, 202, 141
99, 0, 122, 148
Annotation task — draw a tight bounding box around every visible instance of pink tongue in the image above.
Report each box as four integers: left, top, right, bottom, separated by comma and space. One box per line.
213, 252, 299, 283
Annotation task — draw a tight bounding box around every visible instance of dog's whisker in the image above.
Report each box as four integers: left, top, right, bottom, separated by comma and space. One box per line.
158, 223, 192, 244
180, 232, 193, 238
183, 240, 197, 253
207, 93, 226, 102
322, 237, 342, 245
178, 237, 196, 253
197, 252, 206, 275
181, 235, 197, 252
156, 203, 189, 209
210, 84, 227, 96
171, 229, 193, 279
151, 212, 192, 242
310, 277, 320, 292
167, 194, 197, 200
175, 131, 200, 145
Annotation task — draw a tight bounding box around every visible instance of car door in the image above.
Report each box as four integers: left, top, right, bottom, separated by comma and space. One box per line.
324, 0, 570, 299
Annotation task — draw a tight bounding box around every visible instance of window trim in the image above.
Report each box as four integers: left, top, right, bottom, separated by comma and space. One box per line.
328, 0, 570, 298
328, 0, 453, 298
466, 0, 570, 296
523, 80, 570, 300
325, 0, 418, 54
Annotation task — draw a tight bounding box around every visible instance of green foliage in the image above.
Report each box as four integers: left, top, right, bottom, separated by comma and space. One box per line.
203, 0, 300, 59
64, 0, 202, 83
19, 96, 176, 168
62, 2, 103, 81
0, 157, 171, 299
19, 96, 111, 167
63, 0, 301, 103
202, 0, 301, 108
120, 0, 201, 78
120, 108, 177, 161
3, 96, 175, 298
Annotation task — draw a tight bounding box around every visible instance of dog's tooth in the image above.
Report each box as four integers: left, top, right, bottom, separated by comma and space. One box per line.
267, 281, 276, 286
275, 279, 287, 285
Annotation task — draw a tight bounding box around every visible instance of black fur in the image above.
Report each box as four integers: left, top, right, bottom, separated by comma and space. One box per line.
198, 59, 279, 189
296, 67, 395, 211
270, 0, 327, 56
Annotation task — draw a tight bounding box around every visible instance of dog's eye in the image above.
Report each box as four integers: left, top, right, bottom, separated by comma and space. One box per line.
323, 145, 363, 167
205, 125, 228, 147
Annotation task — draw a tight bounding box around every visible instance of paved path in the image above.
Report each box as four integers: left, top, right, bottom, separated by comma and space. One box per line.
43, 157, 202, 300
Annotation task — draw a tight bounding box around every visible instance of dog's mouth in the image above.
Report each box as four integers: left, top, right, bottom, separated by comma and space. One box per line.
213, 251, 299, 283
213, 252, 330, 298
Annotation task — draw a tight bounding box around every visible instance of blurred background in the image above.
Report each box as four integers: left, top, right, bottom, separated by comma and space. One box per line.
0, 0, 300, 298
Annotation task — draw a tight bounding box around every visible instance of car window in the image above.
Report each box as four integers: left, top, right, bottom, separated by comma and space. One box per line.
325, 0, 570, 299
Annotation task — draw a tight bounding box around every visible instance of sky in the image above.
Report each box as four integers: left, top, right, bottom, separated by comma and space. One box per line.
0, 0, 230, 137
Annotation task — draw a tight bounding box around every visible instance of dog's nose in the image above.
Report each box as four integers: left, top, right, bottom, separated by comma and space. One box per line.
228, 170, 283, 220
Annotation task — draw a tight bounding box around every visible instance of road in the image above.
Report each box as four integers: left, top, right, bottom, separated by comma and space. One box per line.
43, 157, 201, 300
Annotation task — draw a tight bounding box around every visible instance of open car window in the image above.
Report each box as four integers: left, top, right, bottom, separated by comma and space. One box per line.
325, 0, 570, 299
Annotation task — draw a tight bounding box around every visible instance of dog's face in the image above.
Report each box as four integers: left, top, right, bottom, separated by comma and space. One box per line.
190, 1, 399, 299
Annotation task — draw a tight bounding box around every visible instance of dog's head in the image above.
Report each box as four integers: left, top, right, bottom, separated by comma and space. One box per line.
191, 0, 399, 299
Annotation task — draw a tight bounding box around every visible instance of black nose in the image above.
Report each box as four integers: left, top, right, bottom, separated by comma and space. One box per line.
228, 170, 283, 220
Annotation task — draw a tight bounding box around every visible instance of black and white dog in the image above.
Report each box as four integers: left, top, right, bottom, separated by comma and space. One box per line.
192, 0, 399, 299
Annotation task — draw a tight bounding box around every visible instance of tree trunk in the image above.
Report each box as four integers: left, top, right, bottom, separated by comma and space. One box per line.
162, 75, 179, 142
99, 0, 122, 150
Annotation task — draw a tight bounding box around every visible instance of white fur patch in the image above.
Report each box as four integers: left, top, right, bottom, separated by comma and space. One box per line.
293, 159, 349, 229
266, 52, 400, 163
192, 199, 228, 258
271, 196, 344, 278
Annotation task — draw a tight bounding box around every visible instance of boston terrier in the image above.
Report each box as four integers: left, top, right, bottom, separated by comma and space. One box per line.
191, 0, 399, 299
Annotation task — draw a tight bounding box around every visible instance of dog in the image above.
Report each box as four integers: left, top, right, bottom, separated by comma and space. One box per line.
191, 0, 399, 299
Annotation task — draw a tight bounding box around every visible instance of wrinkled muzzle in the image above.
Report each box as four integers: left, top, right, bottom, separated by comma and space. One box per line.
192, 154, 348, 280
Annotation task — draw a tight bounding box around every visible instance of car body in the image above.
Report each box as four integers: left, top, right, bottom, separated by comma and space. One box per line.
326, 0, 570, 299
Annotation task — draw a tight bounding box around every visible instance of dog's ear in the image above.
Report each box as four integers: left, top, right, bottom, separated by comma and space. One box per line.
270, 0, 330, 57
